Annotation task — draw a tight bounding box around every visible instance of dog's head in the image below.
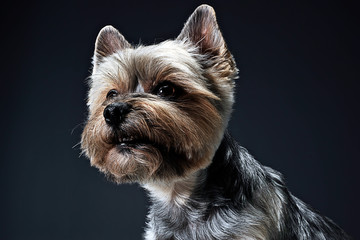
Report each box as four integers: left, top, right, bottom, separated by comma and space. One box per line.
81, 5, 238, 183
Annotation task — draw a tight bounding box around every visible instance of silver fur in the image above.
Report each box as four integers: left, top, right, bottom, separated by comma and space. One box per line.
143, 136, 350, 240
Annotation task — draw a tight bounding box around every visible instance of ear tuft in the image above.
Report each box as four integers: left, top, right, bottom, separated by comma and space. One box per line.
93, 25, 130, 66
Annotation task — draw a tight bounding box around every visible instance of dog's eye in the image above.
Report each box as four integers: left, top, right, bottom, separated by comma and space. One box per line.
106, 89, 119, 99
156, 83, 176, 98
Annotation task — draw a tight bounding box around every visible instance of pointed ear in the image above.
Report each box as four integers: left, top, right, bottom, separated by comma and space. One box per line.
177, 5, 227, 56
93, 25, 130, 66
177, 5, 237, 79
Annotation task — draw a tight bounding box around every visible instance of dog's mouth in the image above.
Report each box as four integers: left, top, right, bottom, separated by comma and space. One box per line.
104, 125, 184, 159
116, 137, 151, 148
108, 130, 155, 149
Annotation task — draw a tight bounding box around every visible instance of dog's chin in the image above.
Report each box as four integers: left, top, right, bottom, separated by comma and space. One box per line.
95, 135, 211, 184
97, 138, 162, 183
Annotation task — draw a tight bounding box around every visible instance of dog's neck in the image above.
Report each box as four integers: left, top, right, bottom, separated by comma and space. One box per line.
142, 132, 257, 208
143, 167, 206, 207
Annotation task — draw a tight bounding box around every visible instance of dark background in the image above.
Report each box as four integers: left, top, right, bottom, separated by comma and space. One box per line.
1, 0, 359, 239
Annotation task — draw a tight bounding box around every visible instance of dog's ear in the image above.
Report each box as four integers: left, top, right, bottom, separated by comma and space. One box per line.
177, 5, 227, 56
177, 5, 237, 78
93, 25, 130, 67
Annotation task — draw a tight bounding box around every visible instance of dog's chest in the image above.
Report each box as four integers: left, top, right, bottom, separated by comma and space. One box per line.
144, 203, 263, 240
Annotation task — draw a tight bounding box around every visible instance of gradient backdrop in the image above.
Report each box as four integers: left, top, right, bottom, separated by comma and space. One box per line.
1, 0, 359, 239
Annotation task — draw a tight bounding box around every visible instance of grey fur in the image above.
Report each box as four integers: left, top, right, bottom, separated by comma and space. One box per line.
144, 133, 350, 240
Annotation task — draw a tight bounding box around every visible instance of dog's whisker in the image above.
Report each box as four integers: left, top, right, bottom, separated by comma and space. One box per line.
71, 122, 84, 135
72, 142, 81, 150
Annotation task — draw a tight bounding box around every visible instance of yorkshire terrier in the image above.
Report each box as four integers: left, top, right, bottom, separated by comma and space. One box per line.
81, 4, 350, 240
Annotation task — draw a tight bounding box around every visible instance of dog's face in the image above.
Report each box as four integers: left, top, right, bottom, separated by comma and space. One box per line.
81, 5, 238, 183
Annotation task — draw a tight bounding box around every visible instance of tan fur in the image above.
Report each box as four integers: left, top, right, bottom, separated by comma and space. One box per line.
81, 5, 237, 185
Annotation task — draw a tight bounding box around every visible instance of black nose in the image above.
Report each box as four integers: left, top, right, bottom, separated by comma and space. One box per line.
103, 102, 131, 127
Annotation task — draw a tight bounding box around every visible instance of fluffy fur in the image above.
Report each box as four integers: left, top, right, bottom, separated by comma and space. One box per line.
81, 4, 350, 240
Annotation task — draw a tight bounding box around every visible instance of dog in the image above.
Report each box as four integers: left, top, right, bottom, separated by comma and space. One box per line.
81, 4, 351, 240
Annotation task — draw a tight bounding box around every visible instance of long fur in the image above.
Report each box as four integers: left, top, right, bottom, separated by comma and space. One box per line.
81, 4, 351, 240
145, 132, 350, 239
